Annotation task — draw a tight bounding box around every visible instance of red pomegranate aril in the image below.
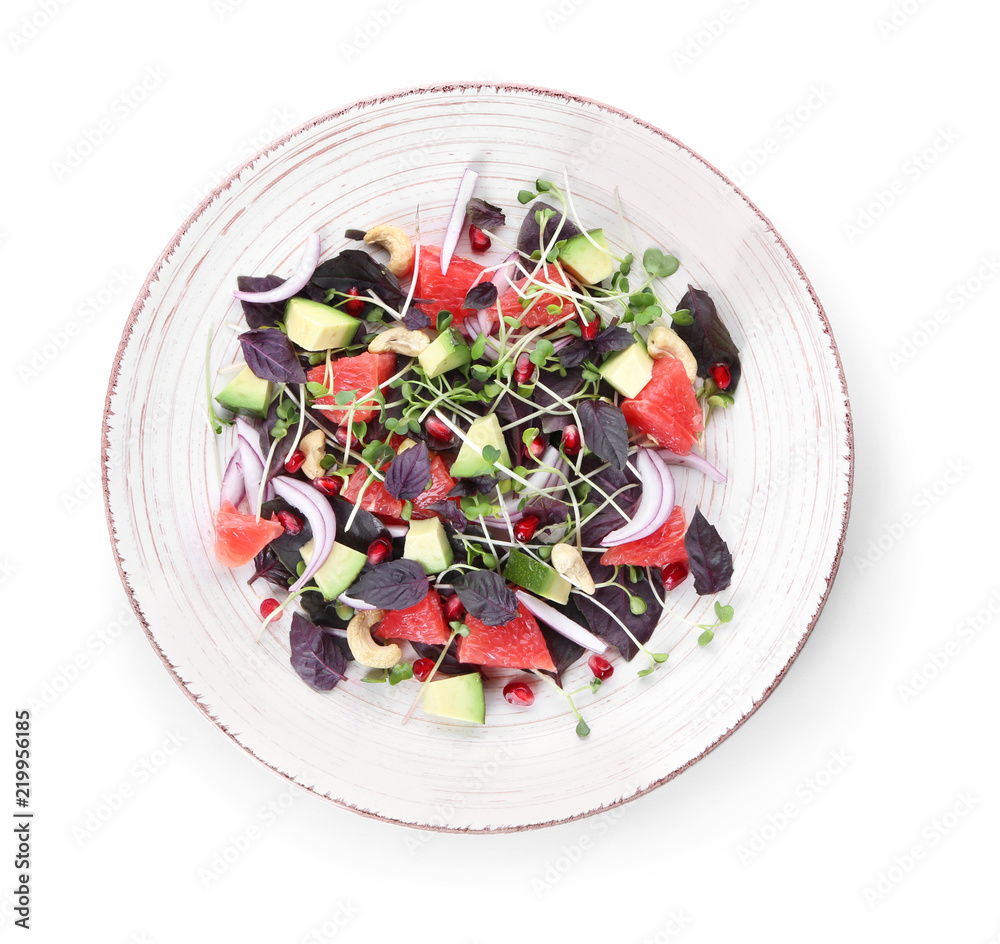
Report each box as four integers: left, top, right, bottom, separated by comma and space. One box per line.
528, 436, 546, 460
443, 593, 465, 622
660, 561, 689, 591
579, 313, 600, 340
366, 536, 392, 566
312, 476, 341, 498
561, 424, 581, 456
514, 515, 540, 543
588, 654, 614, 680
260, 598, 281, 619
284, 450, 305, 474
710, 361, 732, 390
503, 681, 534, 707
469, 223, 491, 253
514, 353, 533, 385
413, 658, 435, 682
345, 287, 365, 316
424, 416, 452, 443
275, 510, 303, 535
335, 425, 357, 449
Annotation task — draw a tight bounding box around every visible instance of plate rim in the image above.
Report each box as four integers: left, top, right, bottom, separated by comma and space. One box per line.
101, 80, 855, 834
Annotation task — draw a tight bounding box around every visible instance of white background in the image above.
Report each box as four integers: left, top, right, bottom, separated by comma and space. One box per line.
3, 0, 998, 941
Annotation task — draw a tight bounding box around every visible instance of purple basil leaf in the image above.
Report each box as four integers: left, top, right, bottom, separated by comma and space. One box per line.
451, 571, 518, 626
674, 286, 742, 394
347, 559, 428, 610
236, 275, 288, 329
592, 326, 634, 355
537, 600, 588, 685
684, 507, 734, 595
573, 561, 663, 661
329, 496, 389, 555
516, 201, 581, 256
310, 249, 408, 311
557, 338, 593, 369
446, 475, 499, 499
519, 496, 570, 528
463, 281, 499, 311
576, 399, 629, 471
425, 500, 467, 532
411, 638, 477, 676
535, 369, 585, 433
403, 306, 432, 330
260, 497, 313, 574
298, 590, 352, 633
290, 613, 348, 691
239, 328, 307, 385
384, 442, 432, 501
465, 197, 506, 231
344, 228, 367, 241
248, 547, 293, 591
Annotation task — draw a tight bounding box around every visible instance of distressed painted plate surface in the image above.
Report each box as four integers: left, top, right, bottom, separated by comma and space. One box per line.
103, 83, 852, 832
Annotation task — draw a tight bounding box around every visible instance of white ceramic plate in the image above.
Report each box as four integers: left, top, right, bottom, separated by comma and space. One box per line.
103, 83, 852, 832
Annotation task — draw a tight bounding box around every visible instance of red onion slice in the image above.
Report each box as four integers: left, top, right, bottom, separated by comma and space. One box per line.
337, 591, 378, 611
220, 451, 245, 508
232, 233, 321, 303
491, 251, 519, 291
440, 169, 478, 275
515, 590, 608, 655
383, 521, 409, 538
658, 448, 727, 484
271, 476, 337, 593
601, 448, 675, 546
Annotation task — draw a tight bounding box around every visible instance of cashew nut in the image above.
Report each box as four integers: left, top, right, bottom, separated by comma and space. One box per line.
298, 428, 328, 480
550, 543, 596, 595
364, 224, 414, 277
346, 609, 401, 669
368, 324, 431, 357
646, 326, 698, 383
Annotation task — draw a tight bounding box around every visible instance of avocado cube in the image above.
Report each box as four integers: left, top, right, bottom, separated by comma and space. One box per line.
557, 229, 615, 285
421, 672, 485, 724
417, 328, 471, 379
450, 414, 512, 478
284, 297, 360, 352
300, 539, 368, 601
503, 549, 571, 605
598, 341, 654, 399
215, 365, 274, 418
403, 517, 454, 575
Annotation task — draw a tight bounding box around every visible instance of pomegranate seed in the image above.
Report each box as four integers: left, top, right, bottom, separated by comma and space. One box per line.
561, 424, 581, 456
514, 353, 533, 385
710, 361, 732, 390
367, 536, 392, 566
579, 313, 599, 340
588, 654, 614, 680
469, 223, 491, 253
335, 425, 360, 449
413, 658, 435, 682
503, 681, 534, 707
275, 510, 303, 535
260, 598, 280, 619
528, 436, 546, 460
345, 287, 365, 316
660, 561, 689, 591
443, 593, 465, 622
284, 450, 305, 474
514, 515, 540, 543
424, 416, 453, 443
312, 476, 341, 498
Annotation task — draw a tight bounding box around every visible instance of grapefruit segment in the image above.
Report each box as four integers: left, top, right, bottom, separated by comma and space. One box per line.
415, 245, 488, 323
497, 262, 575, 328
375, 588, 450, 645
620, 356, 703, 455
214, 501, 284, 567
599, 506, 688, 568
458, 603, 556, 671
307, 352, 396, 425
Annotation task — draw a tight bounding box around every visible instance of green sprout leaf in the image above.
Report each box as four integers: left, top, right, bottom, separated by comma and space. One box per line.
388, 662, 413, 686
575, 718, 591, 738
698, 629, 715, 647
671, 308, 694, 326
517, 189, 535, 205
643, 248, 680, 279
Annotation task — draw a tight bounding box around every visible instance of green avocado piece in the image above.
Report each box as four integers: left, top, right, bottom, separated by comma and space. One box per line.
215, 365, 274, 418
503, 549, 571, 605
450, 414, 512, 478
300, 539, 367, 601
598, 341, 654, 399
403, 517, 454, 575
422, 672, 485, 724
557, 229, 615, 285
284, 297, 360, 352
417, 328, 472, 379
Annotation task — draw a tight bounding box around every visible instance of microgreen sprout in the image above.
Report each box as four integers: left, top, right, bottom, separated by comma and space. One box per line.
531, 670, 594, 738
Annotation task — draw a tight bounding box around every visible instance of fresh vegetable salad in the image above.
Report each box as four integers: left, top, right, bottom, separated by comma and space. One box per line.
210, 171, 740, 736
